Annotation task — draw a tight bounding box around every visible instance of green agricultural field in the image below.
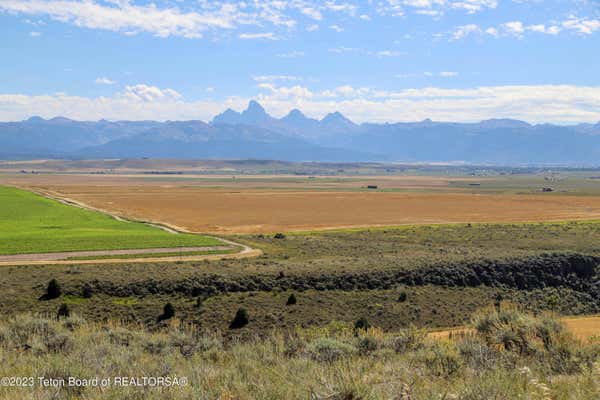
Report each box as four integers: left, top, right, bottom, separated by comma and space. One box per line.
0, 186, 221, 255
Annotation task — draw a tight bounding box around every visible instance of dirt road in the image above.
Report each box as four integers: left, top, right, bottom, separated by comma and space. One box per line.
0, 246, 233, 262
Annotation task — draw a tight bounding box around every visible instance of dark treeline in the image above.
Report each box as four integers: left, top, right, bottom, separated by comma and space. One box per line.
78, 253, 599, 302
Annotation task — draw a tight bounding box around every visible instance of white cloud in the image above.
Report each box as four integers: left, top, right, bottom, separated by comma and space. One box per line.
256, 83, 314, 100
328, 46, 358, 53
562, 17, 600, 35
300, 7, 322, 20
329, 47, 404, 57
451, 24, 481, 40
376, 50, 402, 57
94, 77, 116, 85
324, 1, 357, 16
502, 21, 525, 37
29, 30, 41, 36
485, 27, 499, 37
396, 71, 458, 78
0, 0, 315, 39
329, 24, 344, 32
450, 0, 497, 14
0, 0, 234, 39
439, 71, 458, 77
238, 32, 277, 40
122, 84, 181, 102
451, 17, 600, 41
377, 0, 497, 17
253, 75, 302, 82
3, 84, 600, 124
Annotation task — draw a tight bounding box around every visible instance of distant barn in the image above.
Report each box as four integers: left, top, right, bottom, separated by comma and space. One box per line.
367, 185, 378, 189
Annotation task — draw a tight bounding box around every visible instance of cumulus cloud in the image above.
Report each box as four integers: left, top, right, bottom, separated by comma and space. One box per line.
502, 21, 525, 37
562, 17, 600, 35
2, 84, 600, 124
122, 84, 181, 102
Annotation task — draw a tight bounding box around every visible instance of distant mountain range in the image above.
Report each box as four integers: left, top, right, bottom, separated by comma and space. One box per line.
1, 100, 600, 164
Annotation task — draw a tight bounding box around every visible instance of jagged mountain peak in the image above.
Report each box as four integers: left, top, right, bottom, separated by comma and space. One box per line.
212, 108, 241, 125
246, 100, 265, 113
321, 111, 355, 126
282, 108, 311, 123
241, 100, 271, 123
212, 101, 272, 125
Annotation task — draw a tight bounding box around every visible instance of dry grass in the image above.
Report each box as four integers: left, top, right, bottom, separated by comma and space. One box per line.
0, 308, 598, 399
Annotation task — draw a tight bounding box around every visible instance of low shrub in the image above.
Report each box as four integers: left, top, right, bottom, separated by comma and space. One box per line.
397, 291, 408, 302
354, 317, 371, 332
57, 303, 70, 319
357, 335, 379, 355
286, 293, 297, 305
43, 279, 61, 300
157, 303, 175, 322
307, 337, 356, 362
417, 342, 462, 377
389, 326, 426, 353
230, 308, 249, 329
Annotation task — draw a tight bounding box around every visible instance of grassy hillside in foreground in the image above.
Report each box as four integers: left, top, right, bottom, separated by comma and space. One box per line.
0, 186, 221, 255
0, 307, 598, 399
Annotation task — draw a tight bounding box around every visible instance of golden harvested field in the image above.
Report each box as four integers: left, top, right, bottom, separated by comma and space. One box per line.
4, 173, 600, 234
430, 315, 600, 342
563, 315, 600, 341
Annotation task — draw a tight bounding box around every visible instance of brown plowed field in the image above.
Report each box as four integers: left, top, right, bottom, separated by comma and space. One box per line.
5, 180, 600, 234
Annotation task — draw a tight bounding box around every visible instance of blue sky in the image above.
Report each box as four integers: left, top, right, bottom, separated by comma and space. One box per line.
0, 0, 599, 123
